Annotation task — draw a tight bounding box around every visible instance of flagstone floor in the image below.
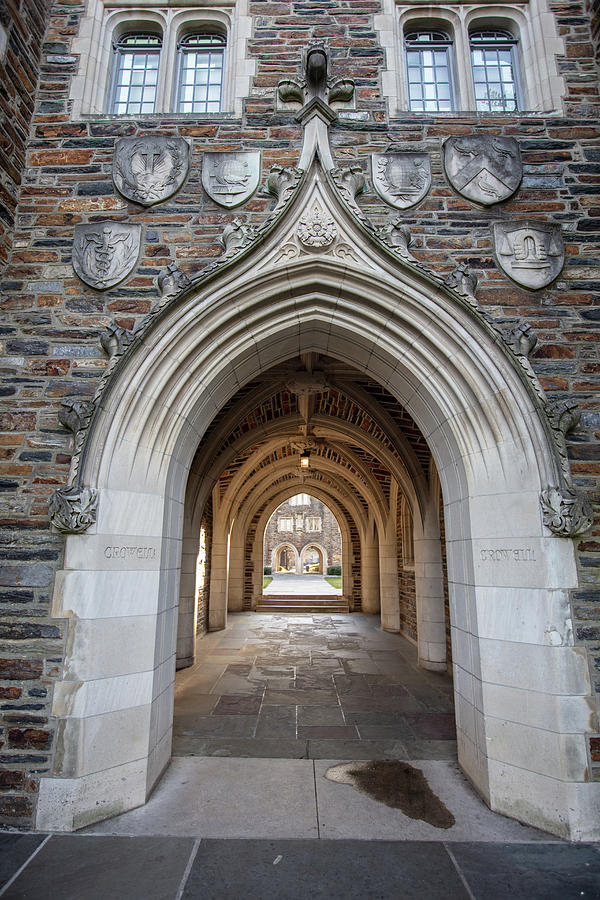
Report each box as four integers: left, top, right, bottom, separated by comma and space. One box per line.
173, 612, 456, 760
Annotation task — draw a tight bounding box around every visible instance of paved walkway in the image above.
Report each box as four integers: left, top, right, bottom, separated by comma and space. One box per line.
172, 612, 456, 759
2, 614, 600, 899
264, 573, 342, 595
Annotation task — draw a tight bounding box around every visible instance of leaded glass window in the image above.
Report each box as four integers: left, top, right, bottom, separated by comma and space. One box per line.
176, 33, 225, 113
111, 33, 162, 115
470, 30, 519, 111
405, 30, 454, 112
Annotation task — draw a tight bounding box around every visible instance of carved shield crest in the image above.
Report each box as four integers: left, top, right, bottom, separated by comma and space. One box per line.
443, 135, 521, 206
202, 151, 261, 208
492, 221, 564, 290
72, 222, 142, 291
113, 137, 190, 207
371, 152, 431, 209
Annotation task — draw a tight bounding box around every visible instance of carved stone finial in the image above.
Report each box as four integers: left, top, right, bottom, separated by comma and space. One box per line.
157, 262, 191, 300
376, 219, 416, 261
445, 263, 478, 306
277, 45, 355, 111
58, 398, 94, 435
546, 399, 581, 436
540, 486, 593, 537
220, 218, 259, 256
49, 485, 99, 534
504, 320, 538, 357
100, 322, 135, 359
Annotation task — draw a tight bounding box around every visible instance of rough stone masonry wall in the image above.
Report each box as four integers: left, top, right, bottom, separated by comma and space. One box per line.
0, 0, 599, 828
0, 0, 49, 269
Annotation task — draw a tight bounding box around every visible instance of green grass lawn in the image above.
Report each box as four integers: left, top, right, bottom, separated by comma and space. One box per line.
263, 576, 273, 589
325, 576, 342, 589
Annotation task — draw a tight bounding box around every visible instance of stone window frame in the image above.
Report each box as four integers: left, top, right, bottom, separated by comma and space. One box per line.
374, 0, 566, 115
289, 493, 311, 506
69, 0, 254, 118
277, 516, 294, 532
305, 516, 322, 532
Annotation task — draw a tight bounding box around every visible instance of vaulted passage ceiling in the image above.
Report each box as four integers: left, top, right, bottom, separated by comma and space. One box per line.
185, 353, 435, 532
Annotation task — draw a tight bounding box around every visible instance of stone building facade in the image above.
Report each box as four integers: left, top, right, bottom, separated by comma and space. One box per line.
263, 493, 342, 573
0, 0, 599, 840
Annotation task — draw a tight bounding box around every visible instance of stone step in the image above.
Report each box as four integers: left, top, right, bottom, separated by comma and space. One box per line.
256, 596, 350, 614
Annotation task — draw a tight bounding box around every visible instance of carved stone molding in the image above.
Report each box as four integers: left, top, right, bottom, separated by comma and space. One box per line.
540, 487, 593, 537
100, 323, 135, 360
285, 372, 328, 395
157, 262, 191, 300
113, 137, 190, 207
49, 485, 99, 534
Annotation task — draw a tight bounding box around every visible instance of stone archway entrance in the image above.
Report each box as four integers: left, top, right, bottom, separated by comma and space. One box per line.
38, 156, 598, 840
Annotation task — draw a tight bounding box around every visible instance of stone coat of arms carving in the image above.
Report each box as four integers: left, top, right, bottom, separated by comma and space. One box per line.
443, 135, 521, 206
492, 220, 564, 290
202, 151, 261, 208
72, 222, 142, 291
371, 151, 431, 209
113, 137, 190, 207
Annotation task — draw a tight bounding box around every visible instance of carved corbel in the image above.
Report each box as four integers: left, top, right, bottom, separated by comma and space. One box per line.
49, 485, 99, 534
540, 486, 593, 537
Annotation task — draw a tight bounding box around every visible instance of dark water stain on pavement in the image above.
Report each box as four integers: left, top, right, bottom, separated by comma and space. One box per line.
325, 760, 455, 829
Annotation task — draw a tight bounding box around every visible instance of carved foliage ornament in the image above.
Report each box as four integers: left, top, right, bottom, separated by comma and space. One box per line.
58, 398, 94, 435
100, 322, 135, 359
540, 487, 593, 537
493, 221, 564, 290
444, 135, 521, 206
113, 137, 190, 207
372, 151, 431, 210
157, 262, 191, 300
49, 485, 98, 534
72, 222, 141, 291
202, 151, 261, 209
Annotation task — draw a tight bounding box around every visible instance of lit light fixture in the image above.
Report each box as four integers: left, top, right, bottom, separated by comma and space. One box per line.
300, 450, 311, 469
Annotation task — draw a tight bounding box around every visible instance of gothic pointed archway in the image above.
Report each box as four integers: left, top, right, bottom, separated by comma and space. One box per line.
38, 157, 598, 840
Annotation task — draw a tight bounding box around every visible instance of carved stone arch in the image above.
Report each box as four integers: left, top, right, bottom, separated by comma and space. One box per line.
271, 541, 300, 574
40, 156, 596, 842
300, 541, 328, 574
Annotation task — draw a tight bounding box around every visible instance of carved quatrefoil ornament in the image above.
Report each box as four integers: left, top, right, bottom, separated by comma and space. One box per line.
297, 202, 337, 249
